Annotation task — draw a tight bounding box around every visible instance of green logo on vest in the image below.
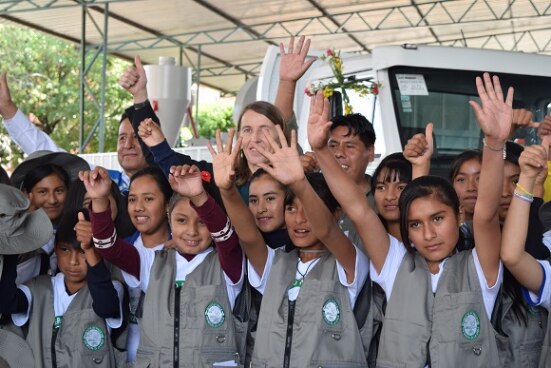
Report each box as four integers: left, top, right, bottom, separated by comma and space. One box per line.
461, 310, 480, 341
53, 316, 63, 329
527, 305, 540, 317
204, 301, 225, 328
322, 298, 341, 325
82, 326, 105, 351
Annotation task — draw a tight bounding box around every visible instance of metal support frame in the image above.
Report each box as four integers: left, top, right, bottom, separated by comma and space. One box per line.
79, 1, 109, 152
106, 1, 551, 52
194, 45, 202, 128
0, 0, 134, 15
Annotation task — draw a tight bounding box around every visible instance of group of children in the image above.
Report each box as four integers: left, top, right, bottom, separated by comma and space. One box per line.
1, 36, 551, 368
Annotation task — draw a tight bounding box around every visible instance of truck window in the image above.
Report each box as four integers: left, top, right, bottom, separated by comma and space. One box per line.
388, 66, 551, 154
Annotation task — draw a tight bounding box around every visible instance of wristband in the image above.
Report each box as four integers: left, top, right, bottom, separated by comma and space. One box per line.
483, 138, 506, 159
516, 183, 534, 197
513, 190, 534, 203
93, 228, 117, 249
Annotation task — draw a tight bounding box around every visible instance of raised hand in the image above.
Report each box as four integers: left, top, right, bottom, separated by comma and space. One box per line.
403, 123, 434, 167
279, 35, 316, 83
538, 115, 551, 141
301, 151, 319, 173
307, 90, 332, 150
257, 126, 303, 186
119, 55, 148, 103
137, 118, 165, 147
469, 73, 513, 145
79, 166, 113, 200
0, 72, 17, 119
512, 108, 538, 129
75, 212, 93, 250
168, 164, 205, 199
519, 138, 549, 180
208, 129, 242, 191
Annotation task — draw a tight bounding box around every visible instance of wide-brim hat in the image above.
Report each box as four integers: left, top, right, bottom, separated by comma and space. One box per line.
0, 184, 53, 255
0, 329, 35, 367
11, 150, 90, 190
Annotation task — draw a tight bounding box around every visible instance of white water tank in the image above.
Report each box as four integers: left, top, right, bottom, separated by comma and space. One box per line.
144, 57, 192, 147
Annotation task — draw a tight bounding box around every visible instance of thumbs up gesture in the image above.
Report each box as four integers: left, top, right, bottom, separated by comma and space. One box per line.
74, 211, 93, 251
119, 55, 148, 103
404, 123, 434, 168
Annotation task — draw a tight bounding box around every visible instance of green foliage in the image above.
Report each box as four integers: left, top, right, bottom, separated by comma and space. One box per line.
0, 25, 131, 169
195, 104, 234, 138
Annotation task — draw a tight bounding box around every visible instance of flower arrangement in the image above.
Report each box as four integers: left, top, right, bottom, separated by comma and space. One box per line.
304, 49, 381, 115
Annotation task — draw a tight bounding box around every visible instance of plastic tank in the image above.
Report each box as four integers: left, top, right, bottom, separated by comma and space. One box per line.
144, 57, 192, 147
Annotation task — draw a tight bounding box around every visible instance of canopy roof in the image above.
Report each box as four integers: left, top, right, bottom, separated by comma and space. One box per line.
1, 0, 550, 94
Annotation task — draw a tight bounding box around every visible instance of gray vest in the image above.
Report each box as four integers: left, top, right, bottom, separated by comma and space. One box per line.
492, 289, 547, 367
539, 302, 551, 368
251, 249, 368, 367
135, 249, 246, 367
25, 275, 117, 368
377, 251, 501, 368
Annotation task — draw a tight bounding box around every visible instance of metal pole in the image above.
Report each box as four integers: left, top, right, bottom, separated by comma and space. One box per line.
99, 2, 109, 152
194, 44, 201, 130
79, 2, 86, 153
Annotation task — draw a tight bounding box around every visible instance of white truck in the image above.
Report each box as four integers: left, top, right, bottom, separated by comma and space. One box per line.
246, 44, 551, 176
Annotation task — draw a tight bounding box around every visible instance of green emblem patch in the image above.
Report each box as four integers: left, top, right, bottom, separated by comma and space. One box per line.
322, 298, 341, 325
82, 325, 105, 351
52, 316, 63, 329
527, 305, 540, 317
461, 310, 480, 341
204, 301, 225, 328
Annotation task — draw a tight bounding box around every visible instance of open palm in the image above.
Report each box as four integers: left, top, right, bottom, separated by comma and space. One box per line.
257, 126, 304, 186
469, 73, 513, 142
208, 129, 241, 191
307, 91, 332, 150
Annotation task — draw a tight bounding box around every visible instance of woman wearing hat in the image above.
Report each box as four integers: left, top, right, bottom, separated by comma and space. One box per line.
0, 183, 53, 368
10, 150, 89, 285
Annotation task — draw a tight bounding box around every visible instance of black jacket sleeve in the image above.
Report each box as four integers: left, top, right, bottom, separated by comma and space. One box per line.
87, 259, 121, 319
0, 255, 29, 314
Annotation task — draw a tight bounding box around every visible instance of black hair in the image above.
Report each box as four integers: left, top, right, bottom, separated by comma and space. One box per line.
399, 176, 460, 250
284, 172, 339, 214
249, 168, 286, 190
371, 152, 412, 190
21, 163, 70, 194
449, 149, 482, 182
55, 207, 89, 249
129, 166, 173, 204
64, 179, 135, 238
0, 166, 11, 186
330, 113, 376, 148
504, 141, 524, 166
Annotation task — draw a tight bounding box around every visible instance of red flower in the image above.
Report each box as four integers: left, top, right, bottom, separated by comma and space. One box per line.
372, 84, 379, 95
201, 171, 212, 183
326, 49, 334, 57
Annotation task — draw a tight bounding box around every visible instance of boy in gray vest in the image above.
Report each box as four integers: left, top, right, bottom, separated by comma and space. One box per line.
0, 208, 124, 368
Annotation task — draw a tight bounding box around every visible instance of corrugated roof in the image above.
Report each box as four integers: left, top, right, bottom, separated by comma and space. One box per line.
1, 0, 550, 94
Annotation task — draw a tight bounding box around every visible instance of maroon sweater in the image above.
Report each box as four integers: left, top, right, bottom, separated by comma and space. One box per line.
89, 195, 243, 283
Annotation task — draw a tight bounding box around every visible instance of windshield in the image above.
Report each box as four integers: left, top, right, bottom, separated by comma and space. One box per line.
389, 66, 551, 155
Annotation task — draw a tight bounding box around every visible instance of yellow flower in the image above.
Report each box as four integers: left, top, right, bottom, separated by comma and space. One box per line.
344, 103, 353, 115
333, 57, 343, 72
322, 86, 334, 98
